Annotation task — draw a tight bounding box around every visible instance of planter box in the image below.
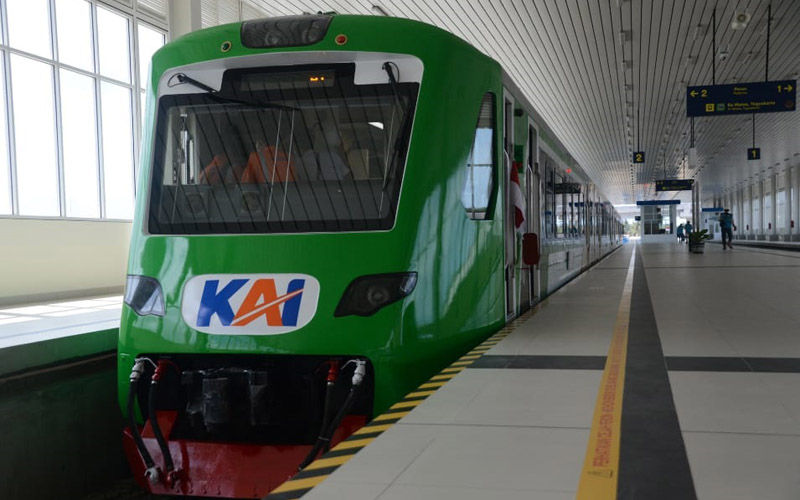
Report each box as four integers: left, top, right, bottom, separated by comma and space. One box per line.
689, 242, 705, 254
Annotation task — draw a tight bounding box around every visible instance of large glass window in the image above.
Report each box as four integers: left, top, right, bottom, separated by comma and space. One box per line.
0, 63, 9, 214
97, 6, 131, 83
753, 196, 761, 231
11, 54, 59, 216
764, 193, 773, 231
7, 0, 52, 58
138, 23, 166, 123
61, 69, 100, 217
56, 0, 95, 72
149, 64, 419, 234
102, 82, 135, 219
462, 92, 495, 220
0, 0, 167, 219
777, 189, 786, 232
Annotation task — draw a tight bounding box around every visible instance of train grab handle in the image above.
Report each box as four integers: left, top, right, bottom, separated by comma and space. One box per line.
522, 233, 540, 266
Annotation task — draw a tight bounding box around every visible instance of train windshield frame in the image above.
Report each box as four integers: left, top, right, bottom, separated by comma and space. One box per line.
147, 63, 419, 235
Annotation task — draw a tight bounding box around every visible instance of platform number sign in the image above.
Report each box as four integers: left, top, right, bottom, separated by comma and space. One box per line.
633, 151, 645, 164
748, 148, 761, 160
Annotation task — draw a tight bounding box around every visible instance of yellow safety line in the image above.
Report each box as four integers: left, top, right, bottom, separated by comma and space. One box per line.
354, 423, 393, 434
330, 437, 375, 451
406, 389, 438, 398
418, 381, 448, 389
429, 373, 457, 381
269, 475, 327, 493
372, 410, 410, 422
303, 454, 352, 470
449, 360, 474, 367
576, 248, 636, 500
440, 366, 466, 374
390, 399, 424, 410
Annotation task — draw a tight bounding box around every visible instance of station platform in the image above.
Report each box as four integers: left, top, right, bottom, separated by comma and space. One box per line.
281, 242, 800, 500
0, 295, 121, 377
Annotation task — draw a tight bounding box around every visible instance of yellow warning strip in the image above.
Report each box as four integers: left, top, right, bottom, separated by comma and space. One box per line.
269, 475, 327, 493
406, 389, 438, 398
440, 366, 466, 374
331, 437, 375, 451
390, 399, 424, 410
354, 423, 393, 435
449, 360, 474, 367
418, 381, 448, 389
575, 249, 636, 500
303, 454, 351, 470
372, 410, 410, 422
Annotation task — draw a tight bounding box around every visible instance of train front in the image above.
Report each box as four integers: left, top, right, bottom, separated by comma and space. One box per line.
118, 15, 429, 497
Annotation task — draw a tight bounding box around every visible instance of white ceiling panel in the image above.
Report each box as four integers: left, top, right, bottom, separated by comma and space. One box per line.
243, 0, 800, 206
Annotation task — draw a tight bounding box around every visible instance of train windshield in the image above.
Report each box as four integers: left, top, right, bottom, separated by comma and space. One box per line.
147, 63, 418, 234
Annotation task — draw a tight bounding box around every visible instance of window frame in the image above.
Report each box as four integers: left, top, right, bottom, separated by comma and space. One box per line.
461, 91, 497, 221
0, 0, 167, 220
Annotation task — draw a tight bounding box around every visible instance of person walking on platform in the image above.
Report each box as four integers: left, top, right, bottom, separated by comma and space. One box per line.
677, 223, 685, 243
719, 208, 736, 250
684, 220, 693, 244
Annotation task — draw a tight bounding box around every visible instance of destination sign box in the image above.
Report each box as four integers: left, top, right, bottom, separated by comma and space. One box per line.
748, 147, 761, 160
655, 179, 694, 192
686, 80, 796, 117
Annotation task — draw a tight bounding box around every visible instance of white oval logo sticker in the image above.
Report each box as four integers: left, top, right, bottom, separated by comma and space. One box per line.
181, 274, 320, 335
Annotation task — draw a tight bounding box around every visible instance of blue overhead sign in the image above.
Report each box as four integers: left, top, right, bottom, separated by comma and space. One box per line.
655, 179, 694, 192
702, 207, 724, 213
686, 80, 796, 117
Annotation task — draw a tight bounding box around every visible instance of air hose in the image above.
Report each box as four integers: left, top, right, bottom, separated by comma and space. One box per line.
128, 359, 159, 483
321, 360, 366, 454
148, 360, 176, 479
298, 360, 340, 470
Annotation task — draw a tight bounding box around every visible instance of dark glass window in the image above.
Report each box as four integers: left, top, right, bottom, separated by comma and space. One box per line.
461, 92, 496, 220
543, 154, 555, 238
148, 64, 418, 234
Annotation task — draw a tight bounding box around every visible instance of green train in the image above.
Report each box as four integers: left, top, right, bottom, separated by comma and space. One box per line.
119, 13, 623, 497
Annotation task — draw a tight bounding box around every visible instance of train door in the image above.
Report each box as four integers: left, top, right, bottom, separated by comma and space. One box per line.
526, 122, 541, 304
503, 90, 516, 320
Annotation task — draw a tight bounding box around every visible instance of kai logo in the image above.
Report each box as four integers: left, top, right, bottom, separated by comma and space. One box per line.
182, 274, 320, 335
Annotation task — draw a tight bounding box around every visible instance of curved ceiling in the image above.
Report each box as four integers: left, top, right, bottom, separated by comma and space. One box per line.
246, 0, 800, 209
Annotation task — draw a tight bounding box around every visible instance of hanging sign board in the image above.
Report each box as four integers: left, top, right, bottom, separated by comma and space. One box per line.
636, 200, 681, 206
747, 147, 761, 160
701, 207, 724, 213
554, 182, 582, 194
686, 80, 796, 117
633, 151, 645, 163
655, 179, 694, 192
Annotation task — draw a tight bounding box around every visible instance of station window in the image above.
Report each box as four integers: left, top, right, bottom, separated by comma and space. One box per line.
461, 92, 496, 220
0, 0, 167, 219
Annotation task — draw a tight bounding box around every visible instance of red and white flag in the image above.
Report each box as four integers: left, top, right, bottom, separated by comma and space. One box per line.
510, 166, 526, 234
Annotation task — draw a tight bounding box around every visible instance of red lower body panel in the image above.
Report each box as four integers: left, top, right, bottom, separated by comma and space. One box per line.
123, 411, 366, 498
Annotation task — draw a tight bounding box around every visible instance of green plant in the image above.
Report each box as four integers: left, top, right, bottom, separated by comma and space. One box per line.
688, 229, 710, 244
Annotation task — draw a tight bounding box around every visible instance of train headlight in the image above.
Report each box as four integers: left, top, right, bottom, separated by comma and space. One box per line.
124, 275, 166, 317
335, 272, 417, 317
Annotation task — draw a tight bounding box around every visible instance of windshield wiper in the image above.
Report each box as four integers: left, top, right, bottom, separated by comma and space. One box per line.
170, 72, 299, 112
174, 73, 218, 93
380, 62, 413, 194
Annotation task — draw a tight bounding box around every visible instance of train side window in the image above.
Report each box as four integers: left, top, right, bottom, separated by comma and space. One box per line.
543, 155, 555, 238
461, 92, 496, 220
